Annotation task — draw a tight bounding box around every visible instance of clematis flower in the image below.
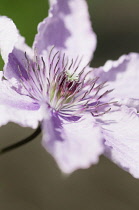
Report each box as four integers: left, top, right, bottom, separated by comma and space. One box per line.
0, 0, 139, 178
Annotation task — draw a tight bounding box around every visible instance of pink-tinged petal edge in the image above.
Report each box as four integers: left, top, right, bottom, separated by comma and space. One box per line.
95, 53, 139, 109
101, 105, 139, 178
0, 72, 42, 128
33, 0, 97, 69
42, 110, 104, 174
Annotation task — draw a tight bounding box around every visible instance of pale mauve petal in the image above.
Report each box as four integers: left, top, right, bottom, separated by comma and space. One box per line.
42, 111, 103, 173
95, 53, 139, 108
118, 98, 139, 112
0, 16, 33, 65
33, 0, 97, 68
0, 16, 33, 80
101, 105, 139, 178
0, 72, 42, 128
0, 16, 18, 63
4, 37, 33, 80
4, 50, 29, 80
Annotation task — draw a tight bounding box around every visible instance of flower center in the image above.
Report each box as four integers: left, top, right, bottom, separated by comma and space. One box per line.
17, 49, 115, 117
66, 70, 79, 82
57, 71, 79, 95
48, 69, 81, 111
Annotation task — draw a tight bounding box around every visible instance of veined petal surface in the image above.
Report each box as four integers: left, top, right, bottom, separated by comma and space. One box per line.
0, 72, 42, 128
95, 53, 139, 108
101, 106, 139, 178
0, 16, 33, 80
0, 16, 33, 63
42, 111, 103, 173
33, 0, 97, 69
0, 16, 18, 63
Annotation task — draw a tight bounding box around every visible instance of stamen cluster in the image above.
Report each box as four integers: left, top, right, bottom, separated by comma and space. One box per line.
17, 48, 114, 117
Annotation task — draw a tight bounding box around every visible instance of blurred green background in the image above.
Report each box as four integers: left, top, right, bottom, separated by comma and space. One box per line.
0, 0, 139, 210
